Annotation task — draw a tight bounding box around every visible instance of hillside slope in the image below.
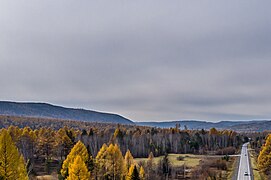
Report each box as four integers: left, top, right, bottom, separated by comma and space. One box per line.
0, 101, 133, 124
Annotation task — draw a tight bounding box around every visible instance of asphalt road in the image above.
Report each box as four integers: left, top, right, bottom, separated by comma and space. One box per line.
237, 142, 252, 180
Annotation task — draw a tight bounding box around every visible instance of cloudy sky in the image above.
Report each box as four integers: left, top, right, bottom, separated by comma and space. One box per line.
1, 1, 271, 122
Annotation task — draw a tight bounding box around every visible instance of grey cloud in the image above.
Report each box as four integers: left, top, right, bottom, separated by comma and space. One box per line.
1, 0, 271, 121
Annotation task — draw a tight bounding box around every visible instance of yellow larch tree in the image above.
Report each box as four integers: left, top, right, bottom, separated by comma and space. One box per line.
61, 140, 89, 178
96, 143, 125, 179
126, 164, 140, 180
7, 125, 21, 143
55, 128, 73, 160
37, 128, 55, 161
67, 155, 90, 180
124, 150, 135, 173
146, 152, 154, 179
139, 166, 145, 180
95, 143, 108, 178
105, 144, 125, 179
18, 155, 29, 180
0, 129, 28, 180
258, 134, 271, 173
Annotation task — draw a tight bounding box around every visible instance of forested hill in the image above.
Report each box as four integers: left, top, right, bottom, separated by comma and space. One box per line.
0, 101, 133, 124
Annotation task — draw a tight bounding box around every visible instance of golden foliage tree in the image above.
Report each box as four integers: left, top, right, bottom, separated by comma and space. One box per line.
146, 152, 154, 179
61, 140, 89, 178
209, 127, 218, 135
55, 128, 73, 160
95, 144, 108, 178
37, 128, 55, 161
18, 155, 29, 180
124, 150, 134, 172
0, 129, 28, 180
67, 155, 90, 180
7, 125, 21, 143
96, 143, 125, 179
139, 166, 145, 180
126, 164, 140, 180
105, 144, 125, 179
258, 134, 271, 173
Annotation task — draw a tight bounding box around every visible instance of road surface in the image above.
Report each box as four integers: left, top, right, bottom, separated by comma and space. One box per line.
237, 142, 252, 180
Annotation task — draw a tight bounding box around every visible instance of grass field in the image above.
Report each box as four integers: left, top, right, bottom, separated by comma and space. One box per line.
135, 154, 201, 167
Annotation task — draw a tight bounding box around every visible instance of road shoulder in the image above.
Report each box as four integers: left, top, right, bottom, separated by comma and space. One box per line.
248, 148, 254, 180
231, 151, 240, 180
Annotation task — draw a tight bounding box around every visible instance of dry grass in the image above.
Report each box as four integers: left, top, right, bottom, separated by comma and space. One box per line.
33, 175, 58, 180
226, 157, 237, 180
249, 148, 265, 180
30, 172, 58, 180
135, 153, 201, 167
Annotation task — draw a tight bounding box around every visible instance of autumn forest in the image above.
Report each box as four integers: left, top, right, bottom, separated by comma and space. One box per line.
0, 116, 270, 179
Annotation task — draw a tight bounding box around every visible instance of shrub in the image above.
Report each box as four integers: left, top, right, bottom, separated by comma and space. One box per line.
176, 156, 184, 161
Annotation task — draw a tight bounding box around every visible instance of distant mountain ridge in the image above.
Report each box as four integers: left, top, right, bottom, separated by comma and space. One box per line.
1, 101, 271, 131
0, 101, 133, 124
136, 120, 271, 132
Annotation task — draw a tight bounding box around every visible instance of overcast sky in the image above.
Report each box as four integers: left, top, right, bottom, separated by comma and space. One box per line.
1, 1, 271, 122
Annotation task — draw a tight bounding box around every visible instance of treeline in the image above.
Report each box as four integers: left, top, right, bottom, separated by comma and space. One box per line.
0, 115, 126, 130
0, 115, 244, 158
6, 125, 243, 160
79, 126, 242, 157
